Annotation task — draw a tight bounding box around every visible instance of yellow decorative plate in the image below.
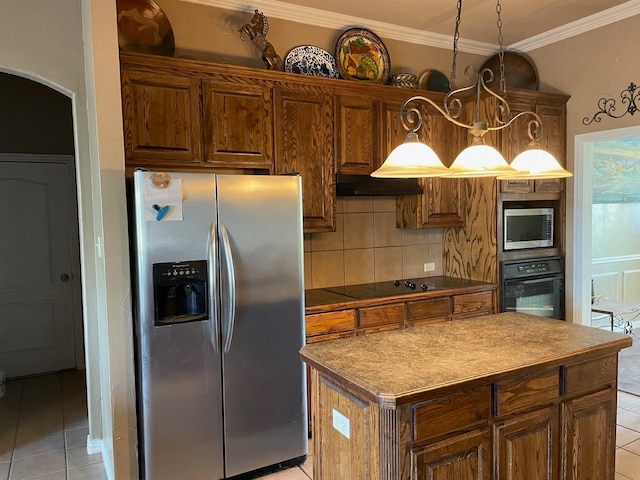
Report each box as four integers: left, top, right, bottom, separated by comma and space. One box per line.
335, 28, 390, 84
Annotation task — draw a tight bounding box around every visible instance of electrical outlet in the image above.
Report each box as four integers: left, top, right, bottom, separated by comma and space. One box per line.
424, 262, 436, 272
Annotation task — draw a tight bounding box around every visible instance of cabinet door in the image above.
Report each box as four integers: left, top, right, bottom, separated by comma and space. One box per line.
335, 93, 380, 174
499, 97, 536, 194
121, 69, 202, 165
533, 103, 566, 193
494, 406, 559, 480
413, 429, 491, 480
274, 88, 334, 232
385, 100, 466, 228
202, 80, 273, 170
500, 98, 566, 194
560, 388, 616, 480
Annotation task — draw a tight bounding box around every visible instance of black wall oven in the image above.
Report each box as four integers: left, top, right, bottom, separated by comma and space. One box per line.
500, 256, 565, 320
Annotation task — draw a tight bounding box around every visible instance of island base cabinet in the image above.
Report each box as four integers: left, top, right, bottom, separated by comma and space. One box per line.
412, 429, 491, 480
311, 370, 379, 480
560, 388, 616, 480
493, 406, 559, 480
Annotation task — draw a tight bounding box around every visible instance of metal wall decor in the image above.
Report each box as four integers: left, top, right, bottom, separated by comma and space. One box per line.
583, 82, 639, 125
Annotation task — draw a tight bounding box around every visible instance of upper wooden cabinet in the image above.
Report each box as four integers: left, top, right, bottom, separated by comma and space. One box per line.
121, 68, 202, 166
334, 91, 381, 174
202, 80, 273, 169
498, 92, 568, 195
273, 87, 334, 232
384, 95, 467, 228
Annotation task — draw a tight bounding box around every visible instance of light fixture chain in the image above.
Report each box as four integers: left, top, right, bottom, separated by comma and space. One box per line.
450, 0, 463, 90
496, 0, 506, 98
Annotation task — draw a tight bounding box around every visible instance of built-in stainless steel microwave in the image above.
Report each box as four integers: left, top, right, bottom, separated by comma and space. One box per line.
504, 207, 554, 250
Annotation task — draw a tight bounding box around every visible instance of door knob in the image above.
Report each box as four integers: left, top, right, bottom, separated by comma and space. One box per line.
60, 273, 71, 282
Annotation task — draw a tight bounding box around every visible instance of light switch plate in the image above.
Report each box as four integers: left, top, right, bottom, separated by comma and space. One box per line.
332, 408, 350, 439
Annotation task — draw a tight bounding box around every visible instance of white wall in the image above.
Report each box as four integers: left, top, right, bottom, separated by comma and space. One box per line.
0, 1, 137, 478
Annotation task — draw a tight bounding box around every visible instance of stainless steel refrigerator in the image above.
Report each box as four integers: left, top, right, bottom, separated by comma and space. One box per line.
128, 170, 307, 479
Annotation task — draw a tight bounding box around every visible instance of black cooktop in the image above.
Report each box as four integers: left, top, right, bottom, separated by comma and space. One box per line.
305, 276, 494, 308
324, 278, 437, 299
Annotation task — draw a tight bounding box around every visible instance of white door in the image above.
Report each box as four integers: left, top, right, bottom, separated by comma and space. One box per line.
0, 155, 79, 377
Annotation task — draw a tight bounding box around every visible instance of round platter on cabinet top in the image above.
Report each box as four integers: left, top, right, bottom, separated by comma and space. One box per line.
334, 28, 390, 84
284, 45, 340, 78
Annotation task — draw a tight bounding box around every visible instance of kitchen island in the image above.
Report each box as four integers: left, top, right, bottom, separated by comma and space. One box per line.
299, 313, 632, 480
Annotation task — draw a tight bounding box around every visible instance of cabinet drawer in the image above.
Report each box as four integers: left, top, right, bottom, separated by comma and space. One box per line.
561, 354, 618, 398
358, 303, 406, 329
452, 291, 494, 319
407, 297, 451, 324
495, 368, 559, 416
306, 310, 355, 337
413, 386, 491, 443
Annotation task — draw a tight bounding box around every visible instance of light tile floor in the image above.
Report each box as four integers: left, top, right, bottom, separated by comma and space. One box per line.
3, 372, 640, 479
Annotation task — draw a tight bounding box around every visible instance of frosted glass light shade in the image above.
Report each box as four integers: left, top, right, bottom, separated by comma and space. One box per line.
446, 144, 517, 177
500, 148, 573, 179
371, 133, 450, 178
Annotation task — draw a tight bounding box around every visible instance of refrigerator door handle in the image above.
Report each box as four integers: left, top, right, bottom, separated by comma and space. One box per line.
207, 222, 220, 353
219, 223, 236, 353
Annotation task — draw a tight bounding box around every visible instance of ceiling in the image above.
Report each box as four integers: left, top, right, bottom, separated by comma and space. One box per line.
198, 0, 640, 53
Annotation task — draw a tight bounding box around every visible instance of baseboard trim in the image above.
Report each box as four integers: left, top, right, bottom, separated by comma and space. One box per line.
86, 435, 114, 480
86, 435, 103, 455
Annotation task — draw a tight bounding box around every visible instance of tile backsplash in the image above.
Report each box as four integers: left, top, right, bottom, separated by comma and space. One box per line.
304, 196, 444, 289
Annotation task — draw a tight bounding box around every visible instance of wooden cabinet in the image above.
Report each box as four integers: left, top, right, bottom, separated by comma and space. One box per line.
305, 309, 356, 342
493, 368, 560, 480
499, 94, 567, 195
301, 315, 630, 480
413, 429, 491, 480
202, 80, 273, 169
494, 406, 558, 480
452, 291, 494, 319
357, 303, 405, 334
560, 388, 616, 480
305, 285, 496, 342
383, 96, 466, 229
121, 68, 202, 165
407, 297, 451, 325
334, 91, 381, 174
559, 354, 618, 480
273, 87, 335, 232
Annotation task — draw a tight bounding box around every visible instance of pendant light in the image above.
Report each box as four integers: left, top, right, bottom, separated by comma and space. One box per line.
371, 0, 572, 180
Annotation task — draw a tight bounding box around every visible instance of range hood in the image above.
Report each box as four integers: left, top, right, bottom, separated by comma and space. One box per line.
335, 174, 423, 196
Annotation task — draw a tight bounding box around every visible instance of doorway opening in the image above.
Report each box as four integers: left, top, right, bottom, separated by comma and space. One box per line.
0, 72, 85, 401
574, 126, 640, 327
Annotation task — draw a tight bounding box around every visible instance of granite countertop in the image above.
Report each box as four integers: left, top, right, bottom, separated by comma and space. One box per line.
300, 313, 632, 405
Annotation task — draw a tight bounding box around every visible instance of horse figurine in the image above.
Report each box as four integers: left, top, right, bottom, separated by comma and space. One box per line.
239, 10, 283, 71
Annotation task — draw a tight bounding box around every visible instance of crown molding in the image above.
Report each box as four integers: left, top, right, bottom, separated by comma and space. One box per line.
182, 0, 497, 55
510, 0, 640, 52
182, 0, 640, 54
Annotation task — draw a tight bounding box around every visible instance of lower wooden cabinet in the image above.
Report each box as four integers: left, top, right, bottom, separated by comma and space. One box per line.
413, 429, 491, 480
305, 352, 620, 480
560, 387, 616, 480
494, 406, 559, 480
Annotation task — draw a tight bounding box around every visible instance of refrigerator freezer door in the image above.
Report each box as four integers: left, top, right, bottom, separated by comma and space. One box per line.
131, 171, 224, 480
216, 175, 307, 477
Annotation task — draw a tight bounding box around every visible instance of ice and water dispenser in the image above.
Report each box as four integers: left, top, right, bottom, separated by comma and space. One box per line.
153, 260, 208, 325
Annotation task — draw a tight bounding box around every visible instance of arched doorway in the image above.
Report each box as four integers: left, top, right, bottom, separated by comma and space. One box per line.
0, 72, 84, 379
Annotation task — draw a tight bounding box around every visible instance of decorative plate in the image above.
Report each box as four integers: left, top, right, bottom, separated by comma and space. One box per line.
116, 0, 175, 56
335, 28, 390, 84
480, 52, 539, 90
284, 46, 340, 78
418, 69, 450, 92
